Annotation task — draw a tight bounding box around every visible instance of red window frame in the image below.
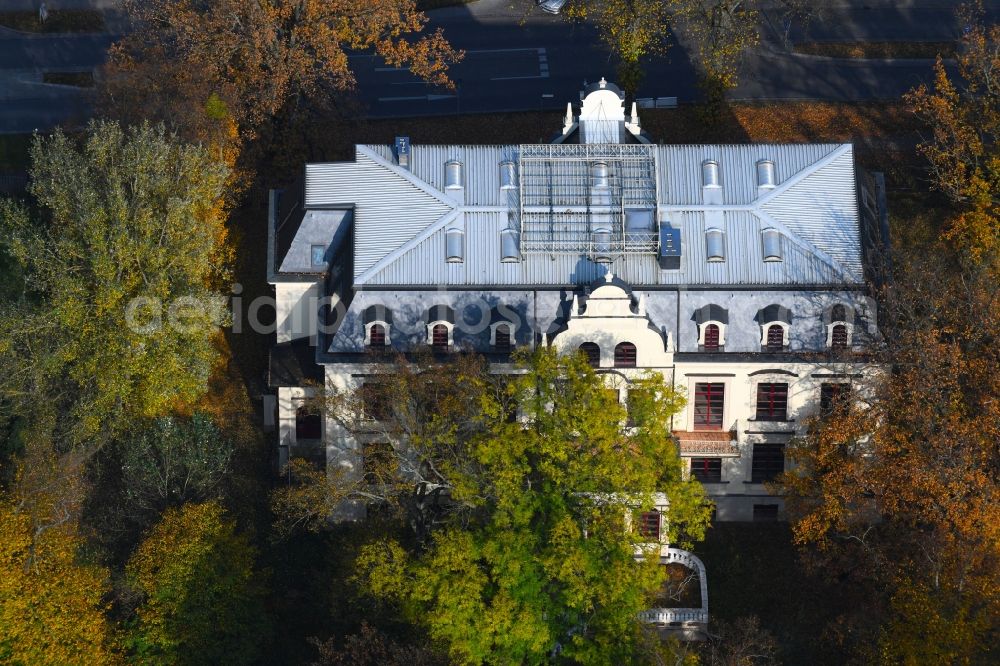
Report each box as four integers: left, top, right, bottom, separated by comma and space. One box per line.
431, 324, 449, 350
494, 324, 511, 351
690, 457, 722, 483
637, 510, 660, 539
693, 382, 725, 430
579, 342, 600, 368
703, 323, 720, 351
368, 323, 386, 348
831, 324, 848, 349
765, 324, 784, 351
614, 342, 637, 368
755, 383, 788, 421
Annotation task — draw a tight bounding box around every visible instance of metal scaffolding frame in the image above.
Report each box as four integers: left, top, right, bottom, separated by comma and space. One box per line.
515, 144, 659, 257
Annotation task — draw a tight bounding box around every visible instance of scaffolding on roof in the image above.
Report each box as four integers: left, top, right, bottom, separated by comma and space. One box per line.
515, 144, 659, 257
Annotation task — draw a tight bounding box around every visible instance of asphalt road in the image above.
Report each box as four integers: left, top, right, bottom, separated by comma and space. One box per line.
0, 1, 995, 133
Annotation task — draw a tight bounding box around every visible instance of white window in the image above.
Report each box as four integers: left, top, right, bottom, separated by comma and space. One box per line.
364, 321, 391, 347
427, 321, 454, 349
490, 321, 516, 349
500, 228, 520, 263
310, 244, 326, 267
826, 304, 854, 349
756, 159, 776, 188
760, 322, 790, 349
698, 321, 727, 349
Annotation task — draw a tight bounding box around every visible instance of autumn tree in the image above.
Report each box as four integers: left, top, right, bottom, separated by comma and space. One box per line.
0, 121, 229, 447
0, 444, 117, 664
905, 2, 999, 261
289, 348, 712, 664
782, 250, 1000, 664
103, 0, 462, 151
125, 501, 270, 664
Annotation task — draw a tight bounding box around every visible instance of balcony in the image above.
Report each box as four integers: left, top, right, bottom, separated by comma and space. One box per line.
672, 428, 739, 457
639, 548, 709, 640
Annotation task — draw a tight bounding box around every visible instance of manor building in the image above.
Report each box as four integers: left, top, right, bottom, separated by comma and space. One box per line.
267, 78, 884, 524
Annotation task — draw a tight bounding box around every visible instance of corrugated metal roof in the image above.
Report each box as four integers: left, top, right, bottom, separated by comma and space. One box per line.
305, 151, 456, 278
362, 208, 850, 287
302, 141, 863, 287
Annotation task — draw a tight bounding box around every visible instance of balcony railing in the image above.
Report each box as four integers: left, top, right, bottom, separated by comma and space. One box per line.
638, 608, 709, 625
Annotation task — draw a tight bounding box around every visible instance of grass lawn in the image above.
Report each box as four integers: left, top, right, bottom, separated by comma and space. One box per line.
794, 41, 956, 60
0, 9, 105, 33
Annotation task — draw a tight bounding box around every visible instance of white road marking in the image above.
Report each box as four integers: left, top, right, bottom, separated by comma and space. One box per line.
377, 94, 456, 102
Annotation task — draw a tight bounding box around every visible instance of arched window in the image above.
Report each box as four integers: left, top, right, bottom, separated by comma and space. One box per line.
432, 324, 449, 351
614, 342, 637, 368
579, 342, 600, 368
494, 324, 511, 352
831, 323, 849, 349
295, 406, 321, 441
368, 323, 386, 348
831, 304, 847, 322
703, 324, 720, 351
766, 324, 784, 351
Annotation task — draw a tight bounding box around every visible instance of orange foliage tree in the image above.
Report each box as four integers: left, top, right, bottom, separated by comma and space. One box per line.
782, 252, 1000, 663
102, 0, 462, 154
905, 2, 999, 262
0, 446, 117, 664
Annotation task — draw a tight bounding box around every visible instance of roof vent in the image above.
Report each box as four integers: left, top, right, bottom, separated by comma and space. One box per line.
499, 161, 516, 190
446, 228, 464, 263
394, 136, 410, 170
706, 229, 725, 262
500, 228, 520, 263
762, 228, 782, 262
592, 227, 612, 263
702, 160, 721, 188
445, 160, 463, 189
591, 161, 610, 188
756, 159, 776, 189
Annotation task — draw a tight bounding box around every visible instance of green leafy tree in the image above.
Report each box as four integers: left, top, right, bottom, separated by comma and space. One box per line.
125, 501, 269, 664
0, 121, 230, 447
329, 348, 712, 664
120, 413, 233, 521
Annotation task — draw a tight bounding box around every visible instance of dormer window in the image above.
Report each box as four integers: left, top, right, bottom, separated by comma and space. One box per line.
500, 228, 520, 263
362, 305, 393, 350
759, 305, 792, 351
366, 322, 390, 349
431, 324, 450, 351
614, 342, 637, 368
703, 324, 721, 351
492, 322, 513, 352
425, 305, 455, 352
765, 324, 785, 351
826, 304, 854, 349
579, 342, 601, 368
695, 304, 728, 350
762, 229, 783, 262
